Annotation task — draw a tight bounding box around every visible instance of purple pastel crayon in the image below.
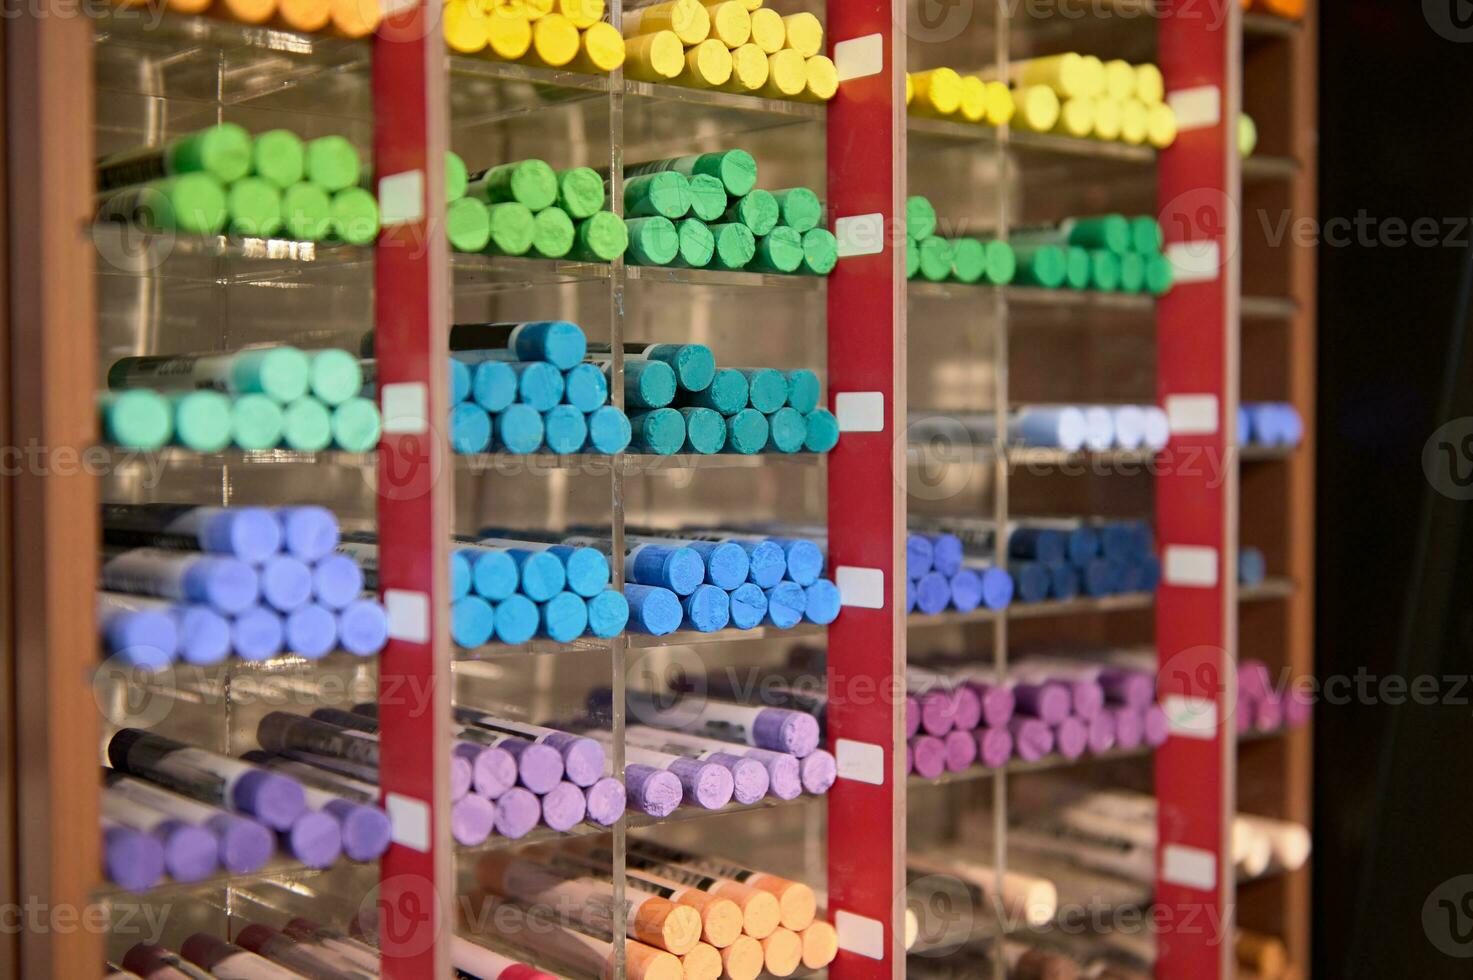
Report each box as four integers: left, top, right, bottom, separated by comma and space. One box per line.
222, 749, 387, 864
103, 771, 274, 875
1086, 712, 1116, 754
584, 777, 626, 826
942, 730, 976, 772
452, 794, 496, 846
108, 728, 305, 831
625, 725, 770, 805
1066, 679, 1105, 719
102, 820, 165, 891
976, 727, 1013, 768
617, 739, 733, 809
492, 786, 541, 839
1011, 680, 1071, 725
800, 748, 836, 794
1111, 707, 1144, 750
332, 703, 517, 798
451, 726, 563, 794
1008, 717, 1054, 762
910, 735, 946, 780
1054, 717, 1088, 760
1144, 705, 1168, 746
624, 763, 682, 818
452, 740, 518, 800
1098, 667, 1155, 709
283, 808, 342, 868
454, 711, 606, 790
540, 780, 588, 831
615, 689, 822, 758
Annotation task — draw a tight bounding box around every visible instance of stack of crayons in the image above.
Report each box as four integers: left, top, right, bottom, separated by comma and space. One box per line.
905, 67, 1015, 127
902, 530, 1015, 616
438, 320, 633, 455
905, 654, 1171, 777
1241, 402, 1304, 447
904, 195, 1016, 284
619, 150, 838, 276
1011, 213, 1174, 295
443, 0, 626, 74
102, 726, 394, 890
446, 157, 629, 263
337, 530, 629, 647
99, 504, 387, 667
622, 0, 838, 103
908, 404, 1172, 453
108, 0, 383, 34
103, 345, 382, 453
97, 123, 379, 241
610, 340, 839, 455
967, 53, 1177, 148
1238, 658, 1313, 734
584, 686, 837, 809
604, 526, 841, 633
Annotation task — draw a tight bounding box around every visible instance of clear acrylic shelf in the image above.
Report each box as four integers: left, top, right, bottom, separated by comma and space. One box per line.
1242, 295, 1301, 320
907, 115, 1157, 165
454, 622, 826, 662
1243, 155, 1302, 182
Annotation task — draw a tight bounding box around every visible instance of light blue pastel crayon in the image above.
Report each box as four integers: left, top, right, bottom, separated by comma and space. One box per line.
682, 540, 749, 591
510, 320, 586, 369
771, 537, 824, 586
645, 343, 714, 393
682, 584, 730, 633
495, 403, 544, 454
259, 555, 313, 613
512, 362, 564, 412
765, 407, 806, 453
450, 357, 472, 404
450, 402, 492, 454
562, 363, 609, 412
275, 506, 338, 562
466, 359, 517, 412
628, 543, 704, 596
624, 584, 682, 636
311, 553, 364, 610
540, 592, 589, 643
585, 406, 632, 454
543, 404, 588, 454
544, 544, 610, 598
492, 594, 539, 644
504, 547, 566, 602
586, 589, 630, 638
451, 596, 495, 648
97, 598, 179, 668
629, 408, 685, 455
785, 369, 821, 414
459, 546, 518, 601
802, 579, 841, 624
174, 604, 230, 665
451, 551, 472, 600
728, 582, 768, 630
764, 581, 806, 629
802, 408, 839, 453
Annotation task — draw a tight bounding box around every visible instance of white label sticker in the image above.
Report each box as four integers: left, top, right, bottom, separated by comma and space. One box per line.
384, 792, 430, 851
835, 391, 885, 432
1167, 85, 1222, 130
1166, 241, 1223, 284
836, 566, 885, 609
835, 738, 885, 785
1164, 545, 1219, 587
384, 589, 430, 642
834, 213, 885, 258
1166, 394, 1219, 435
1161, 694, 1218, 740
1161, 843, 1218, 890
378, 169, 425, 226
381, 382, 429, 435
832, 34, 883, 81
835, 909, 886, 959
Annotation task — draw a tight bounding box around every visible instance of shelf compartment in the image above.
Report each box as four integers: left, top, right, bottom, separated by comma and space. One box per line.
1243, 155, 1302, 182
909, 578, 1296, 629
1241, 295, 1300, 320
625, 264, 826, 291
453, 622, 826, 661
621, 79, 823, 159
907, 116, 1156, 166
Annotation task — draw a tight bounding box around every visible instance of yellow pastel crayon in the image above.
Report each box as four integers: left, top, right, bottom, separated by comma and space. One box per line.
680, 37, 733, 87
905, 73, 914, 105
1054, 96, 1095, 137
802, 54, 837, 102
701, 0, 758, 11
444, 0, 488, 51
721, 42, 769, 92
1093, 98, 1123, 141
1135, 63, 1165, 105
570, 21, 625, 72
1147, 102, 1178, 148
485, 8, 533, 58
707, 0, 750, 46
1103, 58, 1135, 101
623, 0, 708, 45
1120, 99, 1149, 145
781, 11, 822, 57
555, 0, 602, 28
1011, 85, 1061, 132
760, 47, 805, 98
1011, 52, 1100, 99
909, 67, 962, 116
748, 6, 783, 52
983, 80, 1014, 126
519, 0, 553, 18
525, 11, 579, 65
958, 74, 987, 123
623, 29, 684, 80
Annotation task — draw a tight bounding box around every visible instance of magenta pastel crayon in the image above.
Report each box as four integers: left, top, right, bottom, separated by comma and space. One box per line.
453, 740, 518, 800
905, 742, 914, 775
910, 734, 946, 780
102, 820, 165, 892
101, 792, 218, 883
942, 730, 977, 772
485, 786, 536, 840
584, 777, 626, 826
1098, 667, 1155, 709
1144, 705, 1168, 746
283, 808, 342, 868
624, 763, 682, 818
800, 748, 836, 794
1054, 716, 1088, 760
1111, 707, 1144, 750
1008, 716, 1054, 761
951, 684, 983, 731
1238, 658, 1273, 701
1236, 697, 1255, 735
1012, 680, 1071, 725
453, 794, 497, 846
914, 687, 957, 737
1086, 711, 1116, 754
967, 681, 1015, 728
977, 727, 1013, 768
1285, 689, 1312, 727
905, 694, 921, 738
1255, 693, 1284, 731
540, 780, 588, 831
1066, 679, 1106, 719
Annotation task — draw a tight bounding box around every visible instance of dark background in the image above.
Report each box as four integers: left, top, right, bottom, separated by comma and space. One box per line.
1317, 2, 1473, 976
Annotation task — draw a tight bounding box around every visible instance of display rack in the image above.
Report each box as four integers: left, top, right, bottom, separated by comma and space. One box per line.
1, 0, 1315, 976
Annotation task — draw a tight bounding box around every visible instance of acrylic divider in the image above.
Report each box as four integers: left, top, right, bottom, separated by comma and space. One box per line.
373, 5, 454, 977
1153, 4, 1241, 978
824, 0, 907, 975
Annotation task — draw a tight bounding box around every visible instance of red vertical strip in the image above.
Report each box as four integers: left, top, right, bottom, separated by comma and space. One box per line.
373, 5, 452, 977
825, 0, 905, 976
1155, 3, 1239, 979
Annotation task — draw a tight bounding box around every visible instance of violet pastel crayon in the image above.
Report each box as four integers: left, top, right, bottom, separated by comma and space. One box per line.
102, 548, 259, 615
800, 748, 836, 794
942, 730, 977, 772
1010, 663, 1105, 719
335, 597, 388, 656
101, 820, 165, 892
101, 790, 219, 883
108, 729, 306, 831
629, 724, 800, 802
101, 503, 283, 562
103, 770, 274, 875
318, 703, 520, 798
232, 751, 391, 863
583, 776, 627, 826
913, 571, 951, 615
453, 709, 607, 788
1110, 707, 1144, 750
609, 689, 822, 758
101, 592, 230, 667
491, 785, 541, 839
581, 730, 733, 809
95, 592, 179, 670
624, 763, 684, 818
454, 725, 565, 794
1010, 679, 1072, 724
624, 725, 770, 805
540, 780, 589, 831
